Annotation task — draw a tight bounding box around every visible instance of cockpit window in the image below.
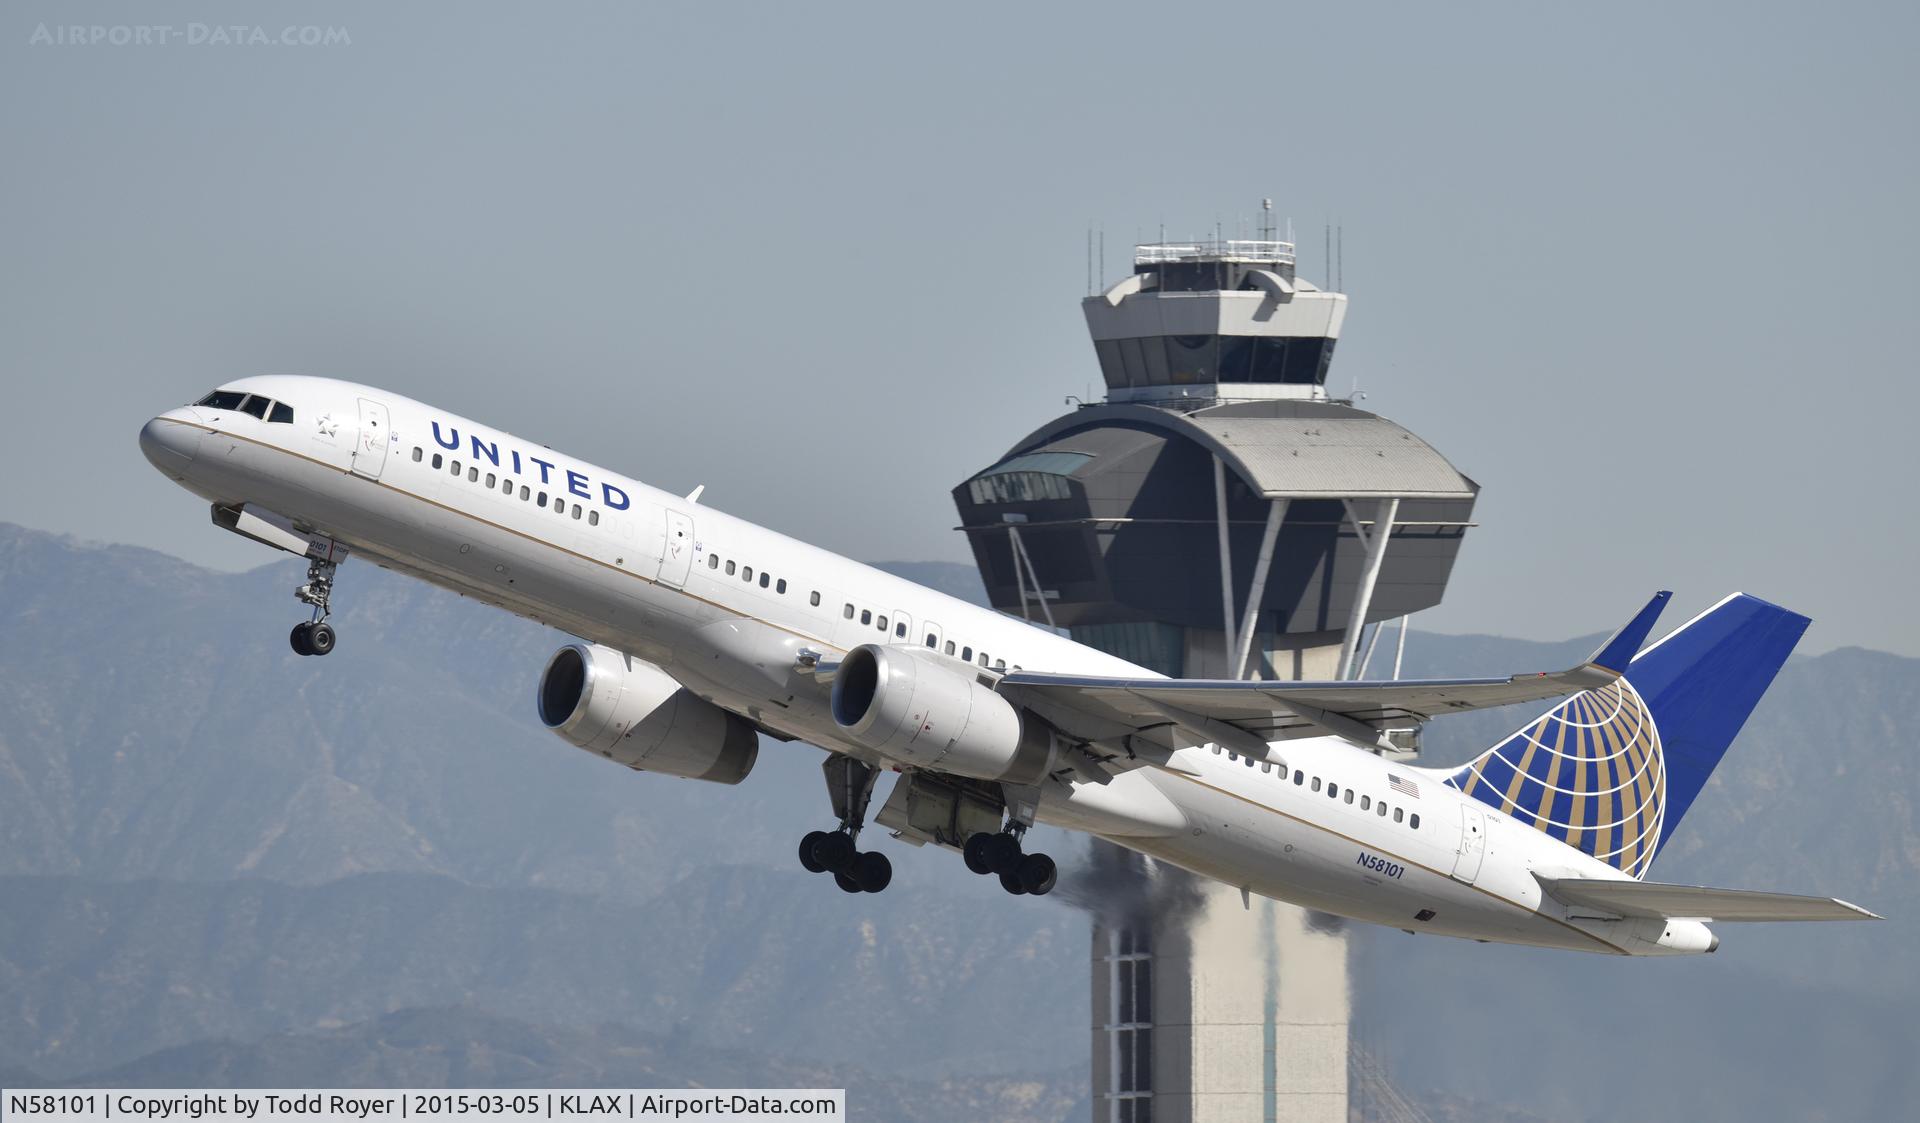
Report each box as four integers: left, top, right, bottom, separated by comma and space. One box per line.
197, 390, 246, 411
268, 402, 294, 424
238, 395, 270, 420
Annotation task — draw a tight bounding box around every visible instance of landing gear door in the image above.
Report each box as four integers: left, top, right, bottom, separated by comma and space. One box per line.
351, 399, 390, 480
660, 509, 695, 588
1451, 804, 1487, 884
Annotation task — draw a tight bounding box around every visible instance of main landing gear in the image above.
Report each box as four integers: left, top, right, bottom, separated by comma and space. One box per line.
963, 818, 1057, 897
289, 554, 341, 657
799, 755, 892, 894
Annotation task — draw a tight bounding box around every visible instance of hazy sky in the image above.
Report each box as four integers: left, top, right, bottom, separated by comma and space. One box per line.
3, 1, 1915, 656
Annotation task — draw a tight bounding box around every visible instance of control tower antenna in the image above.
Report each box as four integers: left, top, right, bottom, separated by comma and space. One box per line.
1337, 224, 1345, 292
1260, 197, 1274, 242
1099, 226, 1106, 287
1324, 224, 1332, 288
1085, 225, 1093, 296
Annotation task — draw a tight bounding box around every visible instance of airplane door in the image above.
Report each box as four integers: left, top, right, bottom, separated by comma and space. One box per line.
351, 399, 390, 480
659, 510, 694, 588
1451, 804, 1487, 884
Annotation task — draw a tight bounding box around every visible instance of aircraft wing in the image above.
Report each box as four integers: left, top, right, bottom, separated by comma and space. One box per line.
997, 592, 1674, 757
1537, 875, 1881, 922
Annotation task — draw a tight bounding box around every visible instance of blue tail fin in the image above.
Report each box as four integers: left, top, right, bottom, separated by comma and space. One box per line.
1444, 593, 1809, 878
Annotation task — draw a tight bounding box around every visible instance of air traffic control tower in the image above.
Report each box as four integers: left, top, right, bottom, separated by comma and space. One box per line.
950, 233, 1480, 1122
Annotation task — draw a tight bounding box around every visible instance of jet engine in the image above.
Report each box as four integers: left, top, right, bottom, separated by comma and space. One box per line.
830, 644, 1052, 785
536, 643, 758, 784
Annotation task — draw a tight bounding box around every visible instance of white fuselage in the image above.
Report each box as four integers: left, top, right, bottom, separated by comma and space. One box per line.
140, 375, 1711, 956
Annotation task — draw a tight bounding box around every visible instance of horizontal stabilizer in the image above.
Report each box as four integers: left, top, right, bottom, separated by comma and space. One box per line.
1537, 875, 1880, 923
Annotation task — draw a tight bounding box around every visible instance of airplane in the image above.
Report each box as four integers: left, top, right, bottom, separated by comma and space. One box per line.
138, 375, 1878, 955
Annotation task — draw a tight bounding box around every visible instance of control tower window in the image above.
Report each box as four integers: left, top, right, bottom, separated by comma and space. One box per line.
1165, 335, 1215, 383
966, 451, 1089, 506
1099, 336, 1334, 388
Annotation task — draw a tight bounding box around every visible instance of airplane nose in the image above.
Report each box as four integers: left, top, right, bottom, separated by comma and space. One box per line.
139, 415, 203, 477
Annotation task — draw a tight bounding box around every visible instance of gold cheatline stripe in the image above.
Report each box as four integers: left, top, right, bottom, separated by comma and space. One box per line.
1174, 774, 1626, 955
163, 419, 1629, 955
160, 418, 844, 653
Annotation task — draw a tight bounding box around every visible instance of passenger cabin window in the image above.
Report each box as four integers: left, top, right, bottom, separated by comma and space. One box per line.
759, 572, 770, 588
588, 511, 599, 526
1293, 770, 1304, 785
1410, 814, 1421, 829
710, 555, 720, 569
810, 591, 821, 606
876, 615, 888, 631
571, 505, 582, 520
1377, 801, 1388, 817
945, 641, 956, 656
1361, 795, 1371, 811
860, 610, 872, 625
961, 646, 972, 661
1393, 808, 1404, 823
485, 472, 496, 487
925, 633, 937, 648
268, 402, 294, 424
1344, 790, 1354, 805
1311, 777, 1321, 792
468, 467, 478, 482
743, 566, 753, 581
1327, 782, 1338, 798
895, 622, 907, 638
538, 492, 548, 508
726, 561, 736, 576
451, 460, 462, 475
412, 448, 423, 462
776, 578, 786, 593
519, 485, 529, 500
432, 454, 443, 469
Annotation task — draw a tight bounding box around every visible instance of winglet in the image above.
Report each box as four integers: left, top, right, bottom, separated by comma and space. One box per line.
1587, 591, 1672, 673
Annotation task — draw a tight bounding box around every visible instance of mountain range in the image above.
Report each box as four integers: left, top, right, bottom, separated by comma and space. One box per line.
0, 522, 1911, 1121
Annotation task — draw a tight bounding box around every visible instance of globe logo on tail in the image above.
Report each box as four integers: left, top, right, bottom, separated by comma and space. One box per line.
1447, 679, 1666, 879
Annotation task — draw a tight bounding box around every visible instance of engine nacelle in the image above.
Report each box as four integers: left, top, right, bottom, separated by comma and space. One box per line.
536, 643, 758, 785
830, 644, 1052, 785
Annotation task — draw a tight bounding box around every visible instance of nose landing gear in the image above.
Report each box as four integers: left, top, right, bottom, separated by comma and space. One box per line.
289, 553, 342, 657
799, 756, 892, 893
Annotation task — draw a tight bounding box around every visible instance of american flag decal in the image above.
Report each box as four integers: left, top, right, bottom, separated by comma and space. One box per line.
1387, 773, 1420, 799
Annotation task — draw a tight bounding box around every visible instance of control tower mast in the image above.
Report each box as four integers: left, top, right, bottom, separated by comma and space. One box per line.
949, 221, 1481, 1123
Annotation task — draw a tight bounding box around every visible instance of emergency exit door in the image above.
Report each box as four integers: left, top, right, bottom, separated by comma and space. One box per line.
1451, 804, 1487, 884
351, 399, 390, 479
